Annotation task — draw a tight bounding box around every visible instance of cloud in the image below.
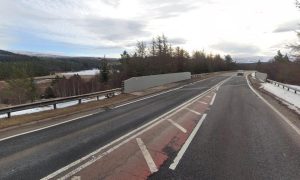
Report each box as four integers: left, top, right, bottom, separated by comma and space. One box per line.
168, 38, 187, 45
0, 0, 150, 52
273, 19, 300, 33
0, 0, 298, 57
143, 0, 206, 19
102, 0, 120, 7
211, 42, 261, 56
83, 18, 148, 41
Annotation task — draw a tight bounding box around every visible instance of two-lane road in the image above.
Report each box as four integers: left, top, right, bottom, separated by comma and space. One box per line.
151, 76, 300, 180
0, 75, 228, 179
1, 74, 300, 180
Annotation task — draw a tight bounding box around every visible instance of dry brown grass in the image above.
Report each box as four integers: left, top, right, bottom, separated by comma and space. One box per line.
0, 94, 136, 129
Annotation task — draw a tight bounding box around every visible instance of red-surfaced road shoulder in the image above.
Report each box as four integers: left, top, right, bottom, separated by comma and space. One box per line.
68, 92, 215, 180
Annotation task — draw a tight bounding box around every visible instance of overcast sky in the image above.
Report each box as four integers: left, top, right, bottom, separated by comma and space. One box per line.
0, 0, 299, 60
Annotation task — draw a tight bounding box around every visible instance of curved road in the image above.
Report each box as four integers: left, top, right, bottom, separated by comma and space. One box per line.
0, 75, 228, 179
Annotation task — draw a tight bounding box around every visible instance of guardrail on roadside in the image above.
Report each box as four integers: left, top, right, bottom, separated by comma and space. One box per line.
0, 88, 122, 119
267, 79, 300, 94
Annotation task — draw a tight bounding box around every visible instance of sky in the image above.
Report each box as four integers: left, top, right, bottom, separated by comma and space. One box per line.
0, 0, 299, 61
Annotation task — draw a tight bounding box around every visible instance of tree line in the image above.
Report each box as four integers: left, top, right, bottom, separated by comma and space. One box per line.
0, 35, 236, 105
118, 35, 236, 80
0, 51, 101, 80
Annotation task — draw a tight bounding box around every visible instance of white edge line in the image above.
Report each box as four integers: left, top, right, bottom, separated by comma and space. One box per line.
246, 75, 300, 136
136, 138, 158, 173
42, 76, 232, 180
0, 113, 96, 142
210, 93, 217, 106
185, 108, 202, 115
51, 91, 209, 180
167, 119, 187, 133
169, 114, 207, 170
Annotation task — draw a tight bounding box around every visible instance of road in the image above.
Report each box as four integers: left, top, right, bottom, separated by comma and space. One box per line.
0, 74, 228, 179
0, 74, 299, 180
151, 75, 300, 180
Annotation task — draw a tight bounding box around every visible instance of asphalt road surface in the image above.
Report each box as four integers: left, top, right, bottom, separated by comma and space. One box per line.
0, 75, 228, 179
151, 76, 300, 180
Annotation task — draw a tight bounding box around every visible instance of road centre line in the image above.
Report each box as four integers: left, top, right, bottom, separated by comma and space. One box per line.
167, 119, 187, 133
185, 108, 202, 115
136, 138, 158, 173
169, 114, 207, 170
42, 76, 233, 180
246, 75, 300, 136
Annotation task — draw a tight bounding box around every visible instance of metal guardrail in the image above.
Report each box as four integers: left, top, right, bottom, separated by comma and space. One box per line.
0, 88, 122, 118
267, 79, 300, 94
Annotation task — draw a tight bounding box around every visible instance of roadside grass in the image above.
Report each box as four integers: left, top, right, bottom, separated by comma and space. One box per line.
0, 94, 136, 130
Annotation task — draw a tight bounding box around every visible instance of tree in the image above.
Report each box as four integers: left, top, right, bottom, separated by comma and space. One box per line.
135, 41, 147, 58
274, 50, 290, 63
99, 58, 110, 83
3, 64, 38, 104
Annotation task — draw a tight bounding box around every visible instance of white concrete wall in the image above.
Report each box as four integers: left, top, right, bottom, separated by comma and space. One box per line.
123, 72, 191, 93
255, 72, 268, 82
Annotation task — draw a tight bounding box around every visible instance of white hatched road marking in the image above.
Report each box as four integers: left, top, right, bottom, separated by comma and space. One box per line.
42, 76, 233, 180
71, 176, 81, 180
167, 119, 187, 133
185, 108, 202, 115
136, 138, 158, 173
210, 93, 217, 105
198, 101, 208, 105
169, 114, 207, 170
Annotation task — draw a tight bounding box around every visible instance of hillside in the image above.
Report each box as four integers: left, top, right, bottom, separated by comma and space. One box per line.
0, 50, 118, 80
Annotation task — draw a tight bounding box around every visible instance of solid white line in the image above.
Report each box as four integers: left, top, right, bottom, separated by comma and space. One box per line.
167, 119, 187, 133
42, 81, 219, 180
246, 76, 300, 136
210, 93, 217, 105
42, 77, 233, 180
185, 108, 201, 115
169, 114, 207, 170
0, 113, 96, 142
136, 138, 158, 173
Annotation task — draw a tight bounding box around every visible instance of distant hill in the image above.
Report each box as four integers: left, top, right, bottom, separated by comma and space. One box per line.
0, 50, 17, 56
0, 49, 119, 80
234, 56, 272, 63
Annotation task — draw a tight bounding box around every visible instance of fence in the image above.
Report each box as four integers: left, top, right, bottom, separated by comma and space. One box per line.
123, 72, 191, 93
267, 79, 300, 94
0, 88, 121, 118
